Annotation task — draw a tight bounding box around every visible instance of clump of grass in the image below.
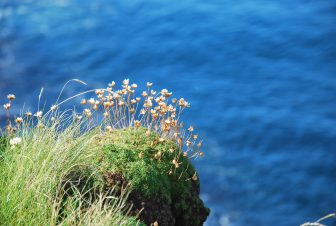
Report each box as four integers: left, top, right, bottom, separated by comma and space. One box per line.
0, 79, 208, 225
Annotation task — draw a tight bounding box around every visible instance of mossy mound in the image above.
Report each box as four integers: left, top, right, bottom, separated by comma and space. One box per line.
64, 128, 210, 225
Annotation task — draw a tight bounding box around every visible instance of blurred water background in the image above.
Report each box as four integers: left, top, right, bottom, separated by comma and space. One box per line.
1, 0, 336, 225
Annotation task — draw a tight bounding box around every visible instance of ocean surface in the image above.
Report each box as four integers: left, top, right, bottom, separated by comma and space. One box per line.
1, 1, 336, 225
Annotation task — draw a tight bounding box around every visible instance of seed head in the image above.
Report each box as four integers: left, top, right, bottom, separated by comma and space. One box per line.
25, 112, 32, 117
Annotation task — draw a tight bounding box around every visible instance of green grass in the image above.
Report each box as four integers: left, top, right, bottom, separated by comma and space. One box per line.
0, 118, 144, 226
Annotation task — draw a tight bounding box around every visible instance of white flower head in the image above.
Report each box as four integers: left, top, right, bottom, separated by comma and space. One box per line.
34, 111, 43, 118
10, 137, 22, 147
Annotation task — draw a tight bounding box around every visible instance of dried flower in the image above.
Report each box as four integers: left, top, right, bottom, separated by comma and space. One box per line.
75, 115, 83, 121
88, 98, 95, 105
108, 81, 115, 87
172, 158, 179, 168
83, 108, 92, 118
3, 103, 11, 110
192, 172, 198, 181
146, 82, 153, 87
106, 126, 113, 133
7, 94, 15, 101
142, 91, 148, 97
50, 104, 57, 112
15, 117, 23, 124
80, 99, 87, 105
34, 111, 43, 118
25, 112, 32, 117
134, 120, 141, 128
123, 79, 129, 85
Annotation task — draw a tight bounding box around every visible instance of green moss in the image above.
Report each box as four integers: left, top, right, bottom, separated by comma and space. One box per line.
91, 127, 196, 204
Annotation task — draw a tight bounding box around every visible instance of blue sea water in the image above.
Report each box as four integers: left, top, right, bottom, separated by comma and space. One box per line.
1, 0, 336, 225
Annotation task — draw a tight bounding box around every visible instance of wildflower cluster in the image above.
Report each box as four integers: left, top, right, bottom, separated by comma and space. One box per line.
2, 79, 205, 161
78, 79, 204, 160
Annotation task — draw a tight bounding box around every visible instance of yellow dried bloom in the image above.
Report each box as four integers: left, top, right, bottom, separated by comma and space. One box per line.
188, 126, 194, 132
